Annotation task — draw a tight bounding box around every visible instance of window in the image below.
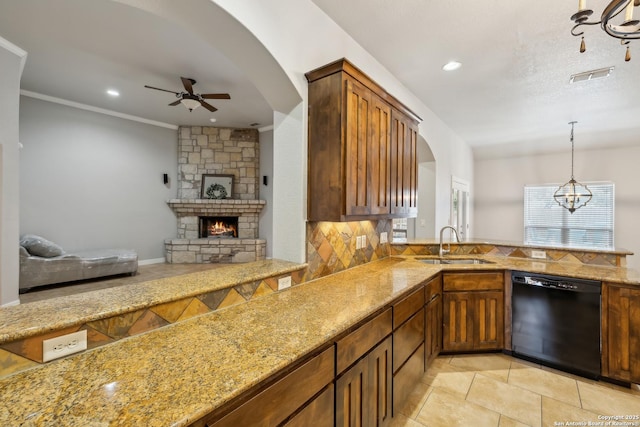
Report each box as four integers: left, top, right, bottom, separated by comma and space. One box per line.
392, 218, 408, 242
524, 182, 614, 250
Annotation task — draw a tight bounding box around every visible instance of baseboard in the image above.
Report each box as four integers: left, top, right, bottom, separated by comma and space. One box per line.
138, 258, 166, 266
1, 298, 21, 308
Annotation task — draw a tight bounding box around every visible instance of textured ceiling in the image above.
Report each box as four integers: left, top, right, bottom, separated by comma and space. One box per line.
312, 0, 640, 157
0, 0, 273, 129
2, 0, 640, 156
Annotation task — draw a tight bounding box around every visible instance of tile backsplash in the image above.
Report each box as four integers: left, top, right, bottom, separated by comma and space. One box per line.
304, 220, 392, 281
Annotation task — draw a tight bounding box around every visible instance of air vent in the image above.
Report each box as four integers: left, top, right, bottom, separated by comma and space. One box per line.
570, 67, 614, 83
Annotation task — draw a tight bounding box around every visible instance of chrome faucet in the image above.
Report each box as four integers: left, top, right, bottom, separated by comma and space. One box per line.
439, 226, 460, 257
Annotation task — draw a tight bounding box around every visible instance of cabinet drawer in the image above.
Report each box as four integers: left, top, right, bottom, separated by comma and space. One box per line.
425, 275, 442, 303
393, 286, 425, 328
393, 307, 425, 373
336, 308, 393, 374
443, 272, 504, 292
209, 346, 335, 426
393, 343, 425, 415
283, 384, 334, 427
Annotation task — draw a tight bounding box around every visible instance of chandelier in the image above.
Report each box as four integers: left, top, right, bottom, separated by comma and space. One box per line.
571, 0, 640, 61
553, 122, 592, 213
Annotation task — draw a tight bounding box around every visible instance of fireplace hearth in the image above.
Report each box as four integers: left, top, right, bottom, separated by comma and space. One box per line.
200, 216, 238, 238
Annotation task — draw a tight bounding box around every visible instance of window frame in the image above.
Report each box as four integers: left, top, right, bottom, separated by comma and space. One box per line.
523, 181, 615, 250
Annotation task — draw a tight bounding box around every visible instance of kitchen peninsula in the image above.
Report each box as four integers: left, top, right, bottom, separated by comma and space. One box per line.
1, 249, 639, 426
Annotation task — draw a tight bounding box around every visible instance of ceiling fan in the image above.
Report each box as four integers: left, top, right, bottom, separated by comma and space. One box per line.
144, 77, 230, 112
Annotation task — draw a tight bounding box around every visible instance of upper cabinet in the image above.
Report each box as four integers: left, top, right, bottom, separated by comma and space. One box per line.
306, 59, 421, 222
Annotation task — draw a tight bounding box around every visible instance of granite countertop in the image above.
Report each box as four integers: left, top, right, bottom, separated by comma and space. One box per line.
1, 255, 639, 426
405, 254, 640, 285
0, 257, 431, 427
394, 239, 634, 256
0, 259, 304, 344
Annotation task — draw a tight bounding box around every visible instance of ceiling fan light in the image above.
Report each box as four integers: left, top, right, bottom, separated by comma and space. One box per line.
180, 98, 200, 111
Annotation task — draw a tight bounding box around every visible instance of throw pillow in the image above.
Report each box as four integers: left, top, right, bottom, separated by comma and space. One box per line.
19, 234, 65, 258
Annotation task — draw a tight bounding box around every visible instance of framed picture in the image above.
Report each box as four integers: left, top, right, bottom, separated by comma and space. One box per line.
201, 174, 234, 199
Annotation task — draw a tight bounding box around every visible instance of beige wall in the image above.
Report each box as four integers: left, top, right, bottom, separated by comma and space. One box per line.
0, 38, 26, 306
474, 145, 640, 270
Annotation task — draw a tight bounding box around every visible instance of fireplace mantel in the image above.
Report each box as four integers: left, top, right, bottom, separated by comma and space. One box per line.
167, 199, 266, 217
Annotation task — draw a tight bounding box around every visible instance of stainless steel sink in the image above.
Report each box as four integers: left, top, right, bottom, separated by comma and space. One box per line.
418, 258, 494, 265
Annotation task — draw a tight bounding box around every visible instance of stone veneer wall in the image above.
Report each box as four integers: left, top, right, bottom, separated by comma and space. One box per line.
304, 220, 392, 281
178, 126, 259, 200
165, 238, 266, 264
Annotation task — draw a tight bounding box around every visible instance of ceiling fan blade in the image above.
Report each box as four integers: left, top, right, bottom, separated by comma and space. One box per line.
168, 100, 182, 106
181, 77, 194, 94
201, 93, 231, 100
200, 100, 218, 112
144, 85, 179, 95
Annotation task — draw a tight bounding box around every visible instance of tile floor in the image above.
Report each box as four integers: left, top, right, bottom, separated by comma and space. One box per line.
19, 262, 224, 304
394, 353, 640, 427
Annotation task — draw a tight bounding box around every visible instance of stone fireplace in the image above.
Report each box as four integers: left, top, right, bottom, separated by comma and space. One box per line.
165, 126, 266, 264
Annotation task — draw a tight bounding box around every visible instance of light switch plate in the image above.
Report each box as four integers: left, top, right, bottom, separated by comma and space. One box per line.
380, 232, 388, 244
43, 330, 87, 362
278, 276, 292, 290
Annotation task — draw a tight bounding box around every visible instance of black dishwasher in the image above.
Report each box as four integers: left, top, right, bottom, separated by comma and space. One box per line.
511, 271, 601, 379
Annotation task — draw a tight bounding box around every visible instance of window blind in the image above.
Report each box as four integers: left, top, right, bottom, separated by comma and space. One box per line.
524, 182, 614, 250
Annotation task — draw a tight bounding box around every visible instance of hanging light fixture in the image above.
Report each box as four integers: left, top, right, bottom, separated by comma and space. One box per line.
571, 0, 640, 61
554, 122, 592, 214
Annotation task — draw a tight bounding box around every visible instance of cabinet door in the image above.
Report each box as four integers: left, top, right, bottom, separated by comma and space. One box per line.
368, 336, 392, 427
603, 284, 640, 383
336, 356, 369, 427
474, 291, 504, 350
344, 78, 372, 217
390, 110, 418, 217
425, 293, 442, 368
368, 94, 391, 215
443, 292, 475, 352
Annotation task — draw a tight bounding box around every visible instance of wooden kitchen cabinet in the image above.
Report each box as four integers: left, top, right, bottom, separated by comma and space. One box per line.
204, 346, 335, 427
424, 275, 443, 368
390, 109, 418, 217
335, 309, 393, 427
601, 283, 640, 383
442, 272, 504, 352
392, 285, 426, 414
336, 335, 393, 427
306, 58, 421, 221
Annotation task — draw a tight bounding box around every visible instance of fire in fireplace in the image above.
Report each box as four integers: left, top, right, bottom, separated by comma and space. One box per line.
199, 216, 238, 238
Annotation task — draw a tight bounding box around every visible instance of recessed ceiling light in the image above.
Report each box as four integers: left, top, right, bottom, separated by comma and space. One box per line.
442, 61, 462, 71
106, 89, 120, 97
209, 118, 217, 123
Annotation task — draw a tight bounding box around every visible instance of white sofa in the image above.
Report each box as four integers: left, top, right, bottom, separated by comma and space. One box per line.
19, 235, 138, 292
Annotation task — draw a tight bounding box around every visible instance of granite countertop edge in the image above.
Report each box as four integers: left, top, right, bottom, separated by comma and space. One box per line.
0, 259, 306, 344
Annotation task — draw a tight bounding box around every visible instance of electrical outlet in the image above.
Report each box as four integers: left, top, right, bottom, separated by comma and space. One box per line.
362, 235, 367, 247
43, 330, 87, 362
278, 276, 292, 290
356, 235, 362, 250
380, 232, 388, 244
531, 250, 547, 259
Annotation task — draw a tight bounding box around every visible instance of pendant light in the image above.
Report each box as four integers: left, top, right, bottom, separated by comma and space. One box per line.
553, 122, 592, 213
571, 0, 640, 62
